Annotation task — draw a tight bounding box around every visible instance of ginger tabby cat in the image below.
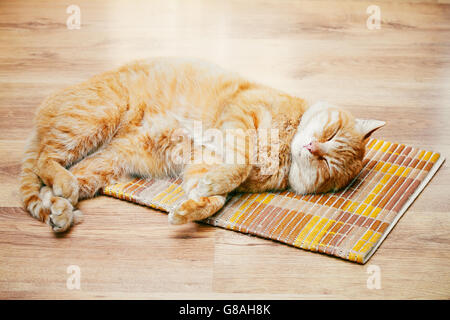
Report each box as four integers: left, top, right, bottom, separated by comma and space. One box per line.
19, 57, 385, 232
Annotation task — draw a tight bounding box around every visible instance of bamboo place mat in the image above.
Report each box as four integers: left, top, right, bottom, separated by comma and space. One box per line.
103, 139, 444, 264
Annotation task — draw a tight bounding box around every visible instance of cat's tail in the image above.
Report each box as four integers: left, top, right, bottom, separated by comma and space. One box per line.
19, 132, 50, 222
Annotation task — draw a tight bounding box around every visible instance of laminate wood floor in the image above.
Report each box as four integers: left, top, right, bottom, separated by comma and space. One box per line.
0, 0, 449, 299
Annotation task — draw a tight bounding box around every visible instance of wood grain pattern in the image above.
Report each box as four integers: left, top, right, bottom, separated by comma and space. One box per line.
0, 0, 449, 299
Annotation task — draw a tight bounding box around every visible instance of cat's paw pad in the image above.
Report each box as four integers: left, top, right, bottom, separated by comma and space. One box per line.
48, 197, 80, 232
52, 172, 79, 206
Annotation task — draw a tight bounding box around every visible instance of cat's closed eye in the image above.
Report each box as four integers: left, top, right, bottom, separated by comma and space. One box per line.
289, 102, 385, 195
327, 128, 339, 141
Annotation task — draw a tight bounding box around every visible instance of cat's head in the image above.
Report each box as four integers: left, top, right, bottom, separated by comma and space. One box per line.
289, 102, 385, 194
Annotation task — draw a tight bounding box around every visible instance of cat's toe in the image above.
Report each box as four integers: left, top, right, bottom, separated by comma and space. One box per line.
168, 211, 189, 225
48, 197, 75, 232
169, 196, 226, 226
169, 199, 200, 225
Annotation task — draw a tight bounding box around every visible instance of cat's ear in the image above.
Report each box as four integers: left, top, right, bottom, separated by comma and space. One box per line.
355, 119, 386, 140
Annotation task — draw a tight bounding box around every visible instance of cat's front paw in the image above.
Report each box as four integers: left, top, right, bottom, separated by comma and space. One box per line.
195, 174, 229, 198
168, 210, 189, 225
168, 195, 226, 225
169, 198, 203, 225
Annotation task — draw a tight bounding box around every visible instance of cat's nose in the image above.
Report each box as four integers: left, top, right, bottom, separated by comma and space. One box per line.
304, 141, 322, 156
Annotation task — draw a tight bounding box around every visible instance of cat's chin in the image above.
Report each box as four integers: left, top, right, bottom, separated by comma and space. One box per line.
289, 184, 310, 195
289, 181, 317, 195
288, 163, 317, 195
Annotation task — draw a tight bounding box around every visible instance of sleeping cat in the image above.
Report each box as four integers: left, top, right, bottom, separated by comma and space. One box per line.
19, 57, 385, 232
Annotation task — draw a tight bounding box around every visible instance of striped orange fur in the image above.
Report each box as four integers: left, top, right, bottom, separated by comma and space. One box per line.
19, 57, 385, 232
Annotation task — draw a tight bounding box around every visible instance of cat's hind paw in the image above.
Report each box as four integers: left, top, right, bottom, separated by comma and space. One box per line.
40, 186, 83, 233
49, 198, 83, 232
52, 170, 79, 206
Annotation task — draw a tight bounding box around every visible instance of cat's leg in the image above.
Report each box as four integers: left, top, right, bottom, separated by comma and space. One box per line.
39, 141, 128, 231
168, 162, 252, 224
169, 163, 253, 225
36, 143, 125, 232
168, 158, 225, 224
36, 103, 123, 206
34, 150, 84, 232
32, 105, 123, 231
169, 126, 254, 224
68, 143, 127, 201
194, 111, 256, 197
35, 150, 84, 232
39, 138, 159, 231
